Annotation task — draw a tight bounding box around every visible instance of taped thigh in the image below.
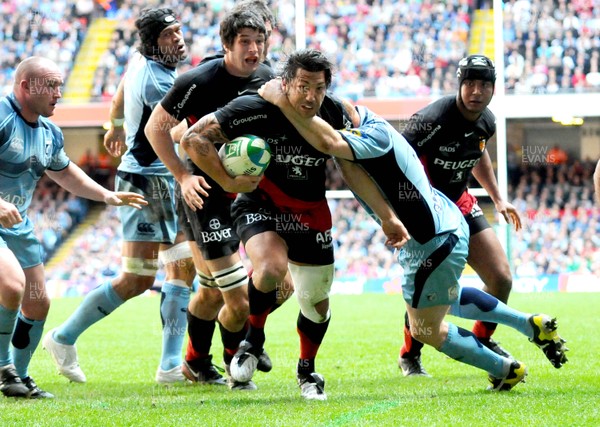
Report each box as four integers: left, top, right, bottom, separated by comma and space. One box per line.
122, 257, 159, 277
158, 242, 193, 267
288, 263, 333, 322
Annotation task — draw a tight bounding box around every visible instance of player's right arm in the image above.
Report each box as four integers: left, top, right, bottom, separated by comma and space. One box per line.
145, 103, 210, 211
180, 113, 261, 194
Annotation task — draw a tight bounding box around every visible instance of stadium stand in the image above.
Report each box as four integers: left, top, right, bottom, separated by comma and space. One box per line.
0, 0, 92, 96
304, 0, 472, 98
503, 0, 600, 94
509, 158, 599, 276
2, 0, 600, 98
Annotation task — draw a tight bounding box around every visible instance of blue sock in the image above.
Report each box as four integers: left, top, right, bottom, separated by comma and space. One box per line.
11, 313, 45, 378
54, 281, 124, 345
449, 287, 532, 338
439, 323, 510, 378
159, 282, 190, 370
0, 304, 18, 367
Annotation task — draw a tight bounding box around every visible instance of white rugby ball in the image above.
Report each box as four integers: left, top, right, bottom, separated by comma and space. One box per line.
218, 134, 271, 177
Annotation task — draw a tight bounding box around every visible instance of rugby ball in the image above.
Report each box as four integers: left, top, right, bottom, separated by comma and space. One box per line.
218, 134, 271, 177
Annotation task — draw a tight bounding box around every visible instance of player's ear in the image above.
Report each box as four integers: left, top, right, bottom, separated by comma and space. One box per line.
20, 78, 30, 92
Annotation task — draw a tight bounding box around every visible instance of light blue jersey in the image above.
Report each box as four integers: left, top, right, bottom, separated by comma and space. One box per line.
118, 53, 177, 176
0, 93, 70, 267
0, 93, 69, 224
339, 106, 469, 308
339, 106, 463, 244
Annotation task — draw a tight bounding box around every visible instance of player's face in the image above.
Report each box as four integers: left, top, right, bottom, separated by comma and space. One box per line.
156, 23, 187, 65
25, 67, 63, 118
460, 79, 493, 114
224, 28, 265, 77
284, 69, 328, 118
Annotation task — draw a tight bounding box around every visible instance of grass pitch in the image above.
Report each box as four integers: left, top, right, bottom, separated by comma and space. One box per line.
1, 292, 598, 426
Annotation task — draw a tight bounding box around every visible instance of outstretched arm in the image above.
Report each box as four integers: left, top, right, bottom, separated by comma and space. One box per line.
336, 159, 410, 248
180, 114, 261, 194
259, 79, 354, 159
472, 147, 522, 231
145, 104, 210, 211
46, 163, 147, 209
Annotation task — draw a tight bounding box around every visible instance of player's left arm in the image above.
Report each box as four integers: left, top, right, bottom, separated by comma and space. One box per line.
336, 158, 410, 248
471, 145, 522, 231
46, 163, 147, 209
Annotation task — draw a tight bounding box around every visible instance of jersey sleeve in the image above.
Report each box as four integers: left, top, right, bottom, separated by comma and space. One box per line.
160, 69, 203, 121
48, 129, 71, 171
338, 122, 392, 161
213, 95, 273, 138
0, 115, 14, 149
48, 126, 70, 171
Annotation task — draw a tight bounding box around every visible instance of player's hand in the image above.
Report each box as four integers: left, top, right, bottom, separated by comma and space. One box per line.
181, 174, 211, 212
496, 200, 522, 231
104, 127, 126, 157
0, 199, 23, 228
258, 78, 286, 107
381, 217, 410, 249
104, 192, 148, 210
223, 175, 262, 194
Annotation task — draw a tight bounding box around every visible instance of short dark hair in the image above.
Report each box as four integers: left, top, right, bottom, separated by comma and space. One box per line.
281, 49, 334, 88
219, 10, 267, 49
231, 0, 276, 28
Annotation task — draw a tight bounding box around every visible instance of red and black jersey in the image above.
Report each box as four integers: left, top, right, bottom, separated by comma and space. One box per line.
214, 93, 352, 207
401, 95, 496, 202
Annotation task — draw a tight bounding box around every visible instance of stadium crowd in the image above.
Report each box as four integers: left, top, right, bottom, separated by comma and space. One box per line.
2, 0, 600, 98
0, 0, 92, 97
510, 156, 599, 275
504, 0, 600, 93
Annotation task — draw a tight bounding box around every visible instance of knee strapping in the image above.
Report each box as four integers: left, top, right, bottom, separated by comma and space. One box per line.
197, 270, 216, 288
122, 257, 159, 277
288, 263, 333, 323
158, 242, 192, 266
214, 261, 248, 292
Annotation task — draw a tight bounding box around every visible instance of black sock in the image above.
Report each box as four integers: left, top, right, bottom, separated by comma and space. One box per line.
187, 312, 216, 358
